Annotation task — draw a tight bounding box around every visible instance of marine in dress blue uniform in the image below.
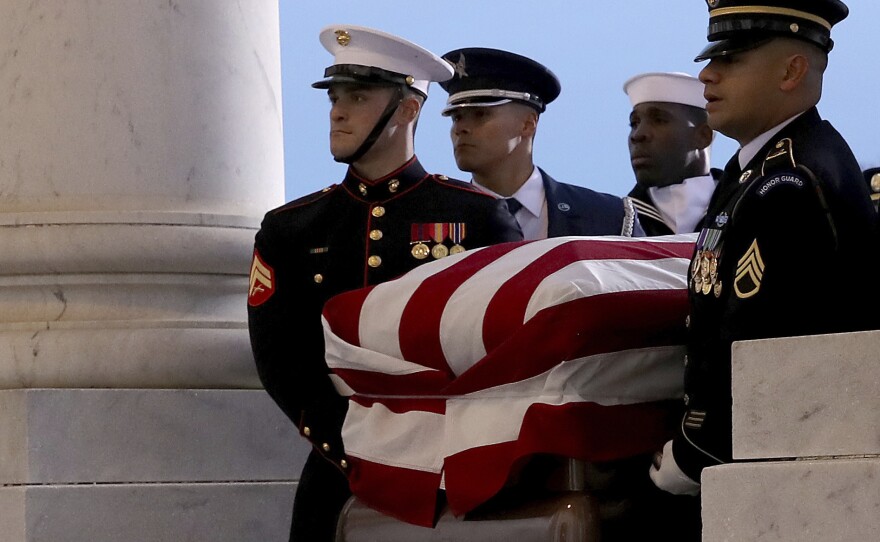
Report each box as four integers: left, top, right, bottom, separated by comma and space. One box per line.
247, 25, 522, 542
439, 48, 640, 240
650, 0, 880, 502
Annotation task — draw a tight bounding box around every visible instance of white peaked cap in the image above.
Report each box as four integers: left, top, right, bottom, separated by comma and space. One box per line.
315, 24, 454, 97
623, 72, 707, 109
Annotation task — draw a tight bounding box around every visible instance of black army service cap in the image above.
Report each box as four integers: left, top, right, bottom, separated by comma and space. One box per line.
439, 48, 561, 115
311, 24, 453, 98
695, 0, 849, 61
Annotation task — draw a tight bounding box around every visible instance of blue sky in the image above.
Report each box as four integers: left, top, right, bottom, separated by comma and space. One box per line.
278, 1, 880, 201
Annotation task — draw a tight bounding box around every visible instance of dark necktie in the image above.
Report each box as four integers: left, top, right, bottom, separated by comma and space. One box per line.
506, 197, 523, 215
722, 151, 742, 183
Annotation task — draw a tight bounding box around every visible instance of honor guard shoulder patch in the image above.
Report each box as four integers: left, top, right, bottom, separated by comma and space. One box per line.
755, 172, 806, 197
248, 249, 275, 306
734, 239, 765, 299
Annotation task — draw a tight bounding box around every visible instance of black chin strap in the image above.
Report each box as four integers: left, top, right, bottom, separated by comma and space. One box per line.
335, 86, 404, 164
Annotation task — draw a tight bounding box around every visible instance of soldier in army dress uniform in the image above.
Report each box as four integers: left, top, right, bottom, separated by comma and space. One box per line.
624, 72, 720, 236
247, 25, 522, 542
650, 0, 880, 503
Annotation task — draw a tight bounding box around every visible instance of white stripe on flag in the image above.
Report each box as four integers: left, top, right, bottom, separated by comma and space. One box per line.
342, 401, 445, 473
324, 315, 441, 377
340, 345, 684, 473
357, 247, 480, 360
439, 238, 573, 376
525, 257, 690, 321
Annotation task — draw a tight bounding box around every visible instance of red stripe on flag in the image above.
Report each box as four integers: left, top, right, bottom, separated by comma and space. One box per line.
350, 394, 446, 416
323, 285, 377, 348
445, 290, 688, 395
345, 456, 443, 528
483, 239, 693, 351
333, 368, 454, 398
397, 241, 527, 373
442, 400, 681, 516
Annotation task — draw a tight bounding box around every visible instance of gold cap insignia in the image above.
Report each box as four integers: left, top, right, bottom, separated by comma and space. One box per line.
335, 30, 351, 47
448, 53, 468, 78
707, 0, 719, 7
734, 239, 765, 299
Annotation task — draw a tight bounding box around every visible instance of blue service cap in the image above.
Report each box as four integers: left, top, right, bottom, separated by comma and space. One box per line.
695, 0, 849, 62
438, 48, 561, 115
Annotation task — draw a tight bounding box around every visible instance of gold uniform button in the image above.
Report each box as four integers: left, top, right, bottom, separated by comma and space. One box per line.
340, 459, 349, 469
303, 427, 311, 437
368, 255, 382, 268
322, 443, 331, 452
313, 274, 323, 284
371, 206, 386, 218
369, 229, 383, 241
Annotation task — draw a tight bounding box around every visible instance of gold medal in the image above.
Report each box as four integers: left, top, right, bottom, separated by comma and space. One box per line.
431, 243, 449, 259
700, 254, 710, 279
411, 242, 430, 260
449, 244, 466, 255
693, 276, 703, 293
691, 253, 701, 279
702, 281, 712, 295
714, 280, 723, 298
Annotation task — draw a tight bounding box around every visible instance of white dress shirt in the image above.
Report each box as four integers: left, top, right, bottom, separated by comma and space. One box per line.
474, 167, 548, 240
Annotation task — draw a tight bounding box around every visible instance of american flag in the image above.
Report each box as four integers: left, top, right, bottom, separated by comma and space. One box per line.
322, 234, 696, 527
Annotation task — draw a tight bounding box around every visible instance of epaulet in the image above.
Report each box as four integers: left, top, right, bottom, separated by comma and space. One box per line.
272, 183, 338, 214
760, 137, 797, 177
431, 173, 492, 196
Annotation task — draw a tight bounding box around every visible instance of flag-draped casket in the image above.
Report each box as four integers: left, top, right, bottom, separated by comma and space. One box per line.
322, 234, 697, 527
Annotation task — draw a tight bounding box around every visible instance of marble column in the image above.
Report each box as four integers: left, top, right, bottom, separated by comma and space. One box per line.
0, 1, 308, 540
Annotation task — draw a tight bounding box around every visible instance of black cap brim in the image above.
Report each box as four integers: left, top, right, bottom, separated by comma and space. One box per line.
311, 75, 394, 89
694, 36, 773, 62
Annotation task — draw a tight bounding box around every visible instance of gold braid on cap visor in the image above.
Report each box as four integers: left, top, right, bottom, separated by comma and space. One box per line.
710, 6, 832, 30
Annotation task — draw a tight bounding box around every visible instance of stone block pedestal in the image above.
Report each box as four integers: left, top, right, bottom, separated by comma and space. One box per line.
701, 330, 880, 542
0, 389, 311, 542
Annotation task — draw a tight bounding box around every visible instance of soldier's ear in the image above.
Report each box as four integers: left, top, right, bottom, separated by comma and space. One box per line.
522, 109, 539, 138
397, 95, 422, 123
695, 123, 714, 150
780, 53, 810, 92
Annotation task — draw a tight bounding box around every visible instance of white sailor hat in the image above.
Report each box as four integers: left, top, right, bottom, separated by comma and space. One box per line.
623, 72, 707, 110
311, 24, 453, 98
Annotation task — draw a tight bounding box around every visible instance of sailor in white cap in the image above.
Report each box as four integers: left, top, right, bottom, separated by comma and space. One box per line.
247, 25, 522, 542
624, 72, 718, 235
